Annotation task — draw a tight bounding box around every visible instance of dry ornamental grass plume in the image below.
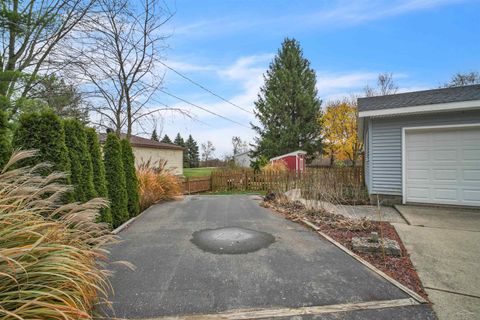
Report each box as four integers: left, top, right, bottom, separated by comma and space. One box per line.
262, 161, 288, 174
137, 158, 182, 211
0, 150, 124, 320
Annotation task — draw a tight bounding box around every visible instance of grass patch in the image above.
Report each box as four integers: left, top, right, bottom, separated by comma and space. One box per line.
183, 167, 217, 177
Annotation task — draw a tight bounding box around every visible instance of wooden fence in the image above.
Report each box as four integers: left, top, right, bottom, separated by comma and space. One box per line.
210, 167, 364, 192
182, 177, 212, 194
182, 167, 366, 203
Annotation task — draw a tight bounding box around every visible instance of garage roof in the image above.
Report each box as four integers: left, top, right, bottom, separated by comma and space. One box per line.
98, 133, 184, 150
358, 84, 480, 112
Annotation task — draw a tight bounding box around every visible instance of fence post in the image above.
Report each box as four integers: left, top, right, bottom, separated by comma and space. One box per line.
187, 177, 191, 195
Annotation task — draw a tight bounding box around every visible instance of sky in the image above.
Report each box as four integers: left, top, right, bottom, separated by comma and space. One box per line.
145, 0, 480, 157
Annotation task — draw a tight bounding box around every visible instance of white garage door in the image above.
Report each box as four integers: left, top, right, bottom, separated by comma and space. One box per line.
405, 126, 480, 206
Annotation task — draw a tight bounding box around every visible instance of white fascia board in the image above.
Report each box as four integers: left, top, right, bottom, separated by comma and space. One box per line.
270, 150, 307, 161
358, 100, 480, 118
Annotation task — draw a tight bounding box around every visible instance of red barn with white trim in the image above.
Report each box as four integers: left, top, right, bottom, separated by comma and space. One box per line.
270, 150, 307, 172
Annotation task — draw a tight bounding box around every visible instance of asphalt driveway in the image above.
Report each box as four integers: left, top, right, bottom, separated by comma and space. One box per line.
106, 195, 434, 319
394, 205, 480, 320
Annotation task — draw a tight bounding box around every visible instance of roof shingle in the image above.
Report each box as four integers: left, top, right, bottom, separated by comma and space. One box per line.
357, 84, 480, 112
98, 133, 184, 150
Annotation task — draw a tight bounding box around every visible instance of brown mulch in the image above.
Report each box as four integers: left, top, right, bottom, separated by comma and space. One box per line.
263, 199, 430, 301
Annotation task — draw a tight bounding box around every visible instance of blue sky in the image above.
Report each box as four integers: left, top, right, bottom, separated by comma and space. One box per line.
150, 0, 480, 156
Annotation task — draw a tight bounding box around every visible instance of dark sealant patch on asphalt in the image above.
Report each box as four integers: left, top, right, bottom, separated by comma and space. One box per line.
191, 226, 275, 254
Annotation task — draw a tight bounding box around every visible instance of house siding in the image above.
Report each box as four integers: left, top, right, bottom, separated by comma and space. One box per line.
369, 109, 480, 196
133, 147, 183, 175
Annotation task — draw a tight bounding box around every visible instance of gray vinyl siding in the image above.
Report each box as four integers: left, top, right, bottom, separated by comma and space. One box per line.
369, 109, 480, 196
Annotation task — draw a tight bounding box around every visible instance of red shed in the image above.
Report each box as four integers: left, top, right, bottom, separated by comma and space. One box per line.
270, 150, 307, 172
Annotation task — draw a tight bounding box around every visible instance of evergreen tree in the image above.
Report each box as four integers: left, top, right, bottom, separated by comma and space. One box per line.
103, 133, 129, 228
120, 139, 140, 218
85, 128, 112, 225
0, 110, 11, 168
174, 133, 189, 168
161, 134, 172, 144
185, 135, 200, 168
63, 119, 96, 202
13, 110, 70, 174
252, 38, 322, 160
151, 128, 159, 141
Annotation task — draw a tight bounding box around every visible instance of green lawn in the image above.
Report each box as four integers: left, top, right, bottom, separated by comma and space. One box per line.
183, 167, 217, 178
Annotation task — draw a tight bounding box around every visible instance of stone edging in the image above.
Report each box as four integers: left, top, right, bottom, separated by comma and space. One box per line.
300, 218, 428, 304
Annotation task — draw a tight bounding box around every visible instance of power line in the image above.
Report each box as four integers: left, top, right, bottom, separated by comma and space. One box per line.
159, 89, 251, 129
159, 60, 254, 115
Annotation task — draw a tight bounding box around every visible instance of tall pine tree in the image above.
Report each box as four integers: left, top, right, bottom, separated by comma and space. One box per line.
161, 134, 172, 144
185, 135, 200, 168
252, 38, 322, 160
151, 128, 159, 141
174, 133, 189, 168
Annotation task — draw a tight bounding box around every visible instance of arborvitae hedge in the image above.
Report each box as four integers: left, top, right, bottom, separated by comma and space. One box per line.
13, 110, 70, 174
120, 138, 140, 218
0, 110, 11, 168
103, 133, 129, 228
63, 119, 96, 202
85, 128, 112, 225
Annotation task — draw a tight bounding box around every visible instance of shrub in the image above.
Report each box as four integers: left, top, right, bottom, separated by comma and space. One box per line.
121, 138, 140, 217
85, 128, 112, 225
0, 150, 118, 320
0, 110, 11, 168
63, 119, 96, 202
263, 161, 288, 173
103, 133, 129, 228
13, 110, 70, 174
137, 159, 182, 211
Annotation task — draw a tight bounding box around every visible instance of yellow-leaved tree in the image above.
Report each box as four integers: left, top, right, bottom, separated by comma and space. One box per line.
320, 99, 363, 166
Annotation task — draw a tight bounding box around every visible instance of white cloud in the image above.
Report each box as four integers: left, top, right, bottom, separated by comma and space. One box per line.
172, 0, 466, 38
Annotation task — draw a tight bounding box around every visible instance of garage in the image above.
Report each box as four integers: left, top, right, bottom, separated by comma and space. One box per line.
404, 125, 480, 206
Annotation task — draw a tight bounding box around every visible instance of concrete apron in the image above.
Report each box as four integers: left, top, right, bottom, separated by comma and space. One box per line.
108, 197, 435, 319
393, 205, 480, 320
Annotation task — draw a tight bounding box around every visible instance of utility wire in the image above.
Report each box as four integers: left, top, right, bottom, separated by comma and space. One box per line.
160, 89, 251, 129
159, 60, 254, 114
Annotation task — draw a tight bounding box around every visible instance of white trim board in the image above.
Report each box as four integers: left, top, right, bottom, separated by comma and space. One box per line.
401, 123, 480, 205
359, 100, 480, 118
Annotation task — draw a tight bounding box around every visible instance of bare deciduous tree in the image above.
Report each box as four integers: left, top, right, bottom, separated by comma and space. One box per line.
231, 136, 248, 155
66, 0, 177, 136
0, 0, 94, 113
201, 141, 216, 162
442, 71, 480, 88
364, 72, 398, 97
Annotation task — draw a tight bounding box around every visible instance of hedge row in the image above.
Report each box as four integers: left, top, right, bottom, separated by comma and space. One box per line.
11, 110, 140, 228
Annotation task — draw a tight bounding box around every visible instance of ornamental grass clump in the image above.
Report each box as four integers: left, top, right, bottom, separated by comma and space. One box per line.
0, 150, 118, 320
137, 159, 182, 211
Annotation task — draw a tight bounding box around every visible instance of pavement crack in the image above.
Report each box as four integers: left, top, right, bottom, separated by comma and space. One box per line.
424, 286, 480, 299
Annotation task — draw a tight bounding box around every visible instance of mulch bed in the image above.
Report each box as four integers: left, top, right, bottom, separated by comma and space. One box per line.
263, 199, 429, 301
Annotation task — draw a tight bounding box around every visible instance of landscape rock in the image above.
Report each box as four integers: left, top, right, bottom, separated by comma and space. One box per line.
352, 233, 402, 257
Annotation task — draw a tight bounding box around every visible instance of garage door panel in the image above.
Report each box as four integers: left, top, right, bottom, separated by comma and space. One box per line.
464, 149, 480, 160
464, 190, 480, 203
433, 188, 458, 202
405, 126, 480, 206
433, 169, 458, 181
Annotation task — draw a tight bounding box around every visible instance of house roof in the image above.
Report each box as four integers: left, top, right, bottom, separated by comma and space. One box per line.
358, 84, 480, 112
98, 133, 184, 150
270, 150, 307, 161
